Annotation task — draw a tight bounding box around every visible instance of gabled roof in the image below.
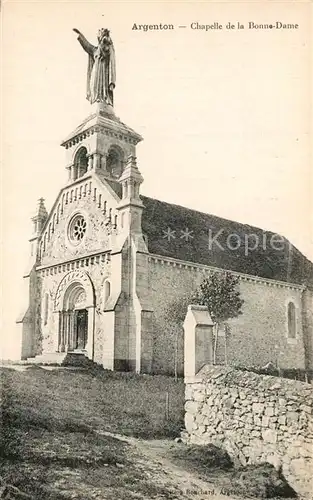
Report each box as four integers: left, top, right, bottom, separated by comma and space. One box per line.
141, 195, 313, 287
39, 172, 120, 240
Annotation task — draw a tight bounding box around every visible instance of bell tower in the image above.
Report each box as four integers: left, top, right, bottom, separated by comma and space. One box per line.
61, 102, 142, 184
60, 28, 142, 184
61, 28, 143, 183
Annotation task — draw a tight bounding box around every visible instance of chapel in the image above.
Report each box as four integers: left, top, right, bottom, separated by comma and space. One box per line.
17, 29, 313, 375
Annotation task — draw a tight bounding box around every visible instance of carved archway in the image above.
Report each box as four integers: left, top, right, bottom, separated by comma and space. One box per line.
54, 270, 95, 312
54, 270, 95, 357
64, 284, 87, 310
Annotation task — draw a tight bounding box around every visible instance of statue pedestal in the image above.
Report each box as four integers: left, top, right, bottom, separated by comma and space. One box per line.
91, 101, 115, 116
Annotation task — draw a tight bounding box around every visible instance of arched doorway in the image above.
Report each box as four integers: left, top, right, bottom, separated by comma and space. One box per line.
67, 284, 88, 350
54, 271, 95, 356
58, 283, 89, 352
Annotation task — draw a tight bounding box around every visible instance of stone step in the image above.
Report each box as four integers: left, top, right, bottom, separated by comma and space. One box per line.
25, 352, 67, 365
24, 351, 95, 367
63, 352, 96, 367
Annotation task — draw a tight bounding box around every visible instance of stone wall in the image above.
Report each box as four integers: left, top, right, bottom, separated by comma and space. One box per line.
184, 365, 313, 497
302, 289, 313, 369
147, 256, 306, 375
18, 266, 42, 359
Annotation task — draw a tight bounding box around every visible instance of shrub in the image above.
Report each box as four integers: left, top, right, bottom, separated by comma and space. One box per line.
230, 463, 297, 498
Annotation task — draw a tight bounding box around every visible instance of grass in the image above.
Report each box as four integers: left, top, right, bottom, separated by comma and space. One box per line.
0, 366, 184, 499
229, 464, 297, 499
0, 366, 298, 499
1, 365, 184, 438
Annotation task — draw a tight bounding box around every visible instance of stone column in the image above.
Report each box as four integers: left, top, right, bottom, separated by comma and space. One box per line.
59, 311, 65, 352
85, 306, 95, 359
101, 155, 107, 171
67, 311, 72, 351
64, 311, 70, 352
87, 154, 93, 171
73, 310, 78, 350
66, 165, 73, 182
58, 311, 62, 351
73, 165, 78, 181
68, 311, 73, 351
62, 311, 67, 351
93, 153, 101, 170
70, 310, 76, 351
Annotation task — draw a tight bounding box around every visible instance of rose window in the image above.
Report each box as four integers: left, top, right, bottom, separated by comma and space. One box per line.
68, 215, 87, 244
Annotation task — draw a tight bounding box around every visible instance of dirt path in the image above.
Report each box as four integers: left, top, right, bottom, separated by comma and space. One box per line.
97, 430, 239, 500
2, 365, 240, 499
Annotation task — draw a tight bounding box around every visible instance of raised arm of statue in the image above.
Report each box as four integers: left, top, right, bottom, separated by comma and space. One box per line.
73, 28, 96, 56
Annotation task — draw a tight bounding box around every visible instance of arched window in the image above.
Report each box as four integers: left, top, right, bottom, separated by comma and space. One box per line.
287, 302, 296, 339
106, 146, 124, 179
74, 147, 88, 179
104, 280, 111, 305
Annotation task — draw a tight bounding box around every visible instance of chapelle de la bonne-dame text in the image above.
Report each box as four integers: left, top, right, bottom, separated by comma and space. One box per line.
132, 21, 299, 31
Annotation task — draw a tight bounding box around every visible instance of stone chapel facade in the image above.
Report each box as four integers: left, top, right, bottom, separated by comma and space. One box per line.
17, 101, 313, 375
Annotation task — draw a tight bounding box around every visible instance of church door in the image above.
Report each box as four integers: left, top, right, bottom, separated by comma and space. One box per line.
75, 309, 88, 350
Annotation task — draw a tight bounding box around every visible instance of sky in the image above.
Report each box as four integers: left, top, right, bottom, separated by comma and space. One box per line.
1, 0, 313, 359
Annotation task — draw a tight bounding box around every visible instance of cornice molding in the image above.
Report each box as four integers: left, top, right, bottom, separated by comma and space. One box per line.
60, 113, 143, 149
61, 124, 141, 149
148, 253, 305, 291
37, 250, 111, 276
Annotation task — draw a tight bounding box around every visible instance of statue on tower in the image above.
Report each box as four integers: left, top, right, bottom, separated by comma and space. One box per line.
73, 28, 116, 106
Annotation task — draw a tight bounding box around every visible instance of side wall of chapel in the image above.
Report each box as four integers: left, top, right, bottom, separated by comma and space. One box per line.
146, 257, 306, 375
302, 288, 313, 369
20, 267, 42, 359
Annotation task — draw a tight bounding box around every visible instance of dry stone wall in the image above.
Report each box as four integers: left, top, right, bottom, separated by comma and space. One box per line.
183, 365, 313, 497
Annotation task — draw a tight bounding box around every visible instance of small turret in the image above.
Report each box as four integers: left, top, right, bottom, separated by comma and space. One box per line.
119, 155, 144, 206
116, 156, 144, 234
31, 198, 48, 236
30, 198, 48, 260
113, 155, 146, 253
